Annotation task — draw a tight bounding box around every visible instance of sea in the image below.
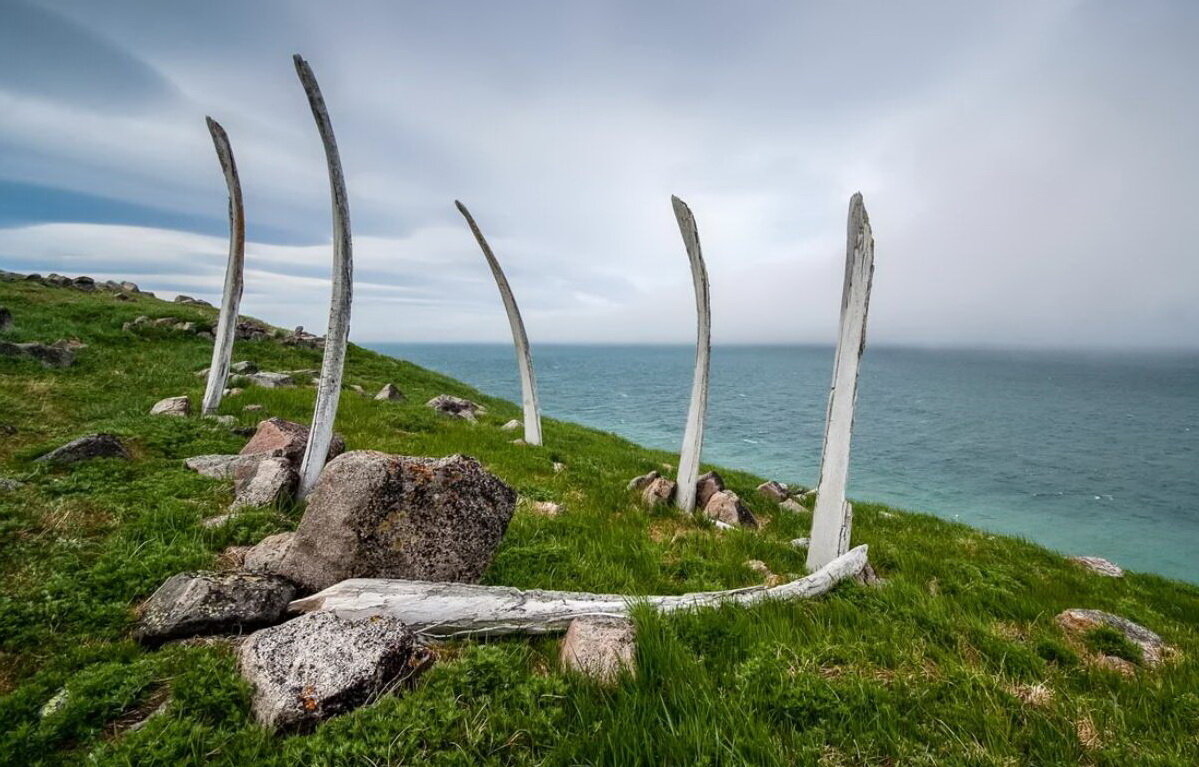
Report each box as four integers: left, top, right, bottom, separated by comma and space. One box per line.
367, 343, 1199, 584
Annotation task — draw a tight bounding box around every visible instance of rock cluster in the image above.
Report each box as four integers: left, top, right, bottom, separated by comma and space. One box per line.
1, 269, 141, 294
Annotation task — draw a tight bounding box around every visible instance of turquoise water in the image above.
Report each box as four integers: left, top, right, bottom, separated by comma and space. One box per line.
368, 343, 1199, 583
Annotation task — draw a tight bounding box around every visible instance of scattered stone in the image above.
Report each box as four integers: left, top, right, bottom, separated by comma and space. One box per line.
1068, 556, 1124, 578
114, 292, 133, 301
789, 537, 810, 549
799, 489, 817, 500
626, 470, 659, 492
269, 451, 516, 592
779, 498, 806, 514
511, 438, 527, 446
173, 321, 198, 333
0, 477, 25, 491
244, 404, 264, 412
134, 572, 296, 644
280, 325, 323, 349
184, 454, 263, 480
202, 512, 239, 529
501, 419, 521, 431
0, 340, 74, 367
51, 338, 86, 351
40, 688, 69, 718
1056, 609, 1168, 666
426, 394, 483, 421
36, 434, 130, 464
695, 470, 725, 509
560, 616, 636, 682
230, 360, 258, 374
238, 612, 418, 732
757, 481, 789, 502
247, 372, 294, 388
531, 501, 562, 517
239, 417, 345, 466
150, 396, 190, 417
204, 414, 237, 427
744, 560, 773, 579
703, 490, 758, 529
174, 294, 213, 307
223, 387, 244, 397
244, 532, 296, 575
348, 384, 366, 395
231, 456, 297, 510
72, 276, 95, 291
641, 476, 677, 508
0, 306, 11, 331
855, 562, 884, 586
151, 317, 177, 327
218, 545, 251, 570
374, 383, 405, 401
552, 462, 565, 474
197, 331, 214, 341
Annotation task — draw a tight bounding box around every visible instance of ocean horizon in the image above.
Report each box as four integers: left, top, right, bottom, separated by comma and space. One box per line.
367, 342, 1199, 584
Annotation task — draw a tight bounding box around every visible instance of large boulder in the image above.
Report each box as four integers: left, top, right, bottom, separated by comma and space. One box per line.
134, 572, 295, 644
0, 340, 74, 367
703, 490, 759, 529
238, 612, 418, 732
244, 532, 296, 574
239, 417, 345, 466
270, 451, 516, 592
36, 434, 130, 464
150, 396, 190, 417
184, 453, 263, 480
695, 471, 725, 509
1056, 609, 1169, 666
560, 616, 636, 682
231, 457, 297, 510
426, 395, 483, 422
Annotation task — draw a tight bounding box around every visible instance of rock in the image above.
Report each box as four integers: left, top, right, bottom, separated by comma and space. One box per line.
779, 498, 806, 513
40, 687, 70, 718
173, 294, 213, 307
36, 434, 130, 464
531, 501, 562, 516
244, 404, 264, 412
202, 512, 239, 528
348, 384, 366, 395
560, 616, 636, 682
1055, 609, 1168, 666
695, 470, 725, 509
374, 383, 405, 401
184, 454, 262, 479
247, 372, 295, 388
426, 394, 482, 421
280, 326, 323, 348
151, 317, 177, 327
238, 612, 418, 732
223, 387, 244, 398
703, 490, 758, 529
204, 414, 237, 427
231, 457, 297, 510
270, 451, 516, 592
72, 276, 95, 291
757, 481, 789, 502
134, 572, 295, 644
641, 476, 677, 508
511, 438, 527, 446
51, 338, 86, 351
230, 360, 258, 374
626, 470, 659, 492
244, 532, 296, 574
0, 477, 25, 491
553, 462, 566, 474
501, 419, 521, 431
119, 281, 140, 293
149, 396, 190, 417
0, 306, 11, 331
173, 321, 198, 333
0, 340, 74, 367
239, 417, 345, 466
789, 537, 810, 549
744, 559, 773, 578
1068, 556, 1124, 578
218, 545, 251, 570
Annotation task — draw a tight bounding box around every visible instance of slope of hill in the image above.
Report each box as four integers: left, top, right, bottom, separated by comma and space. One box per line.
1, 275, 1196, 766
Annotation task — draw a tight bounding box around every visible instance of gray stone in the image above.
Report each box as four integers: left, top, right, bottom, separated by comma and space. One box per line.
72, 276, 95, 291
247, 372, 295, 388
1056, 609, 1169, 666
703, 490, 758, 529
36, 434, 130, 464
271, 451, 516, 592
202, 512, 240, 528
243, 404, 264, 412
231, 457, 296, 510
426, 394, 482, 421
1068, 556, 1124, 578
374, 383, 405, 401
757, 480, 789, 503
0, 477, 24, 491
184, 454, 263, 479
695, 470, 725, 509
134, 571, 295, 644
244, 532, 296, 575
173, 321, 197, 333
501, 419, 521, 431
641, 476, 677, 508
790, 537, 810, 549
239, 417, 345, 466
238, 612, 418, 732
173, 294, 213, 307
204, 414, 237, 428
626, 470, 659, 492
0, 340, 74, 367
779, 498, 806, 514
560, 616, 636, 682
150, 396, 190, 417
230, 360, 258, 374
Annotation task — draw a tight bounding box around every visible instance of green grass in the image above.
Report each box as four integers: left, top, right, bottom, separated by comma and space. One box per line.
1, 278, 1198, 766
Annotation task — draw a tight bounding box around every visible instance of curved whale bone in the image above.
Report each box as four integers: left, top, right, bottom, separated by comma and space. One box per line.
671, 196, 711, 513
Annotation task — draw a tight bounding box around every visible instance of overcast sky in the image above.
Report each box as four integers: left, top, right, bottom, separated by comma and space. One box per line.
1, 0, 1196, 348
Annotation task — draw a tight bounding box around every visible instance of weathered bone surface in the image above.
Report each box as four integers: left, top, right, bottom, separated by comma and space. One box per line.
671, 196, 711, 513
200, 118, 246, 416
293, 54, 354, 499
291, 545, 867, 638
808, 193, 875, 571
455, 201, 543, 446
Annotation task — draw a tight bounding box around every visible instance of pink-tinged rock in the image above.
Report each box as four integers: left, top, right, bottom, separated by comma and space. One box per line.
560, 616, 636, 682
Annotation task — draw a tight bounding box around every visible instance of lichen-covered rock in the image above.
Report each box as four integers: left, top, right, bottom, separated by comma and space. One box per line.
1068, 556, 1124, 578
374, 383, 405, 401
559, 616, 636, 682
230, 360, 258, 374
779, 498, 806, 514
238, 612, 417, 732
426, 395, 482, 421
247, 372, 294, 388
0, 340, 74, 367
184, 453, 263, 479
695, 470, 725, 509
231, 457, 297, 510
757, 480, 789, 502
271, 451, 516, 592
36, 434, 130, 464
1056, 608, 1169, 666
239, 417, 345, 466
134, 572, 295, 644
703, 490, 758, 528
641, 476, 676, 507
150, 396, 190, 417
626, 470, 659, 492
244, 532, 296, 575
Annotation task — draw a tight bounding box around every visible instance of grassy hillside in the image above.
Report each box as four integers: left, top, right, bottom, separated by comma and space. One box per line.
1, 277, 1197, 766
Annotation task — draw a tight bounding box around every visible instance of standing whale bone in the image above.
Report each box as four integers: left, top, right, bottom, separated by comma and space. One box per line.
293, 53, 354, 499
807, 193, 875, 571
454, 201, 543, 446
291, 545, 869, 638
671, 196, 711, 513
201, 117, 246, 416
